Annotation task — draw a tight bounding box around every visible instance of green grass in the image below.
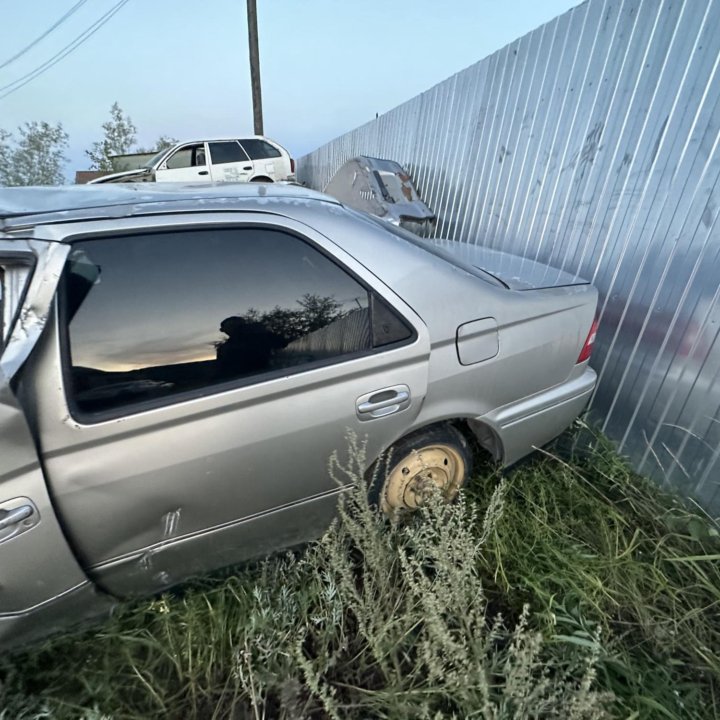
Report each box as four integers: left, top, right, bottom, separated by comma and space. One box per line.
1, 424, 718, 719
472, 425, 720, 719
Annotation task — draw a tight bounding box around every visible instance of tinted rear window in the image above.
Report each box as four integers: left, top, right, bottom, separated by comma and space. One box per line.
240, 139, 282, 160
209, 141, 249, 165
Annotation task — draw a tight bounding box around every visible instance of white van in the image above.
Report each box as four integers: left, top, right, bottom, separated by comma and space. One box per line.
90, 136, 295, 184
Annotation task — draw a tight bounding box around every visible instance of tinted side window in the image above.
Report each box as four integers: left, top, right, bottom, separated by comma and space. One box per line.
371, 294, 413, 346
209, 141, 248, 165
240, 139, 282, 160
62, 228, 374, 417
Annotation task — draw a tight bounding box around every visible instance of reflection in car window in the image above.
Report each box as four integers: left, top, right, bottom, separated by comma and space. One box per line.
209, 141, 249, 165
239, 139, 282, 160
63, 228, 375, 416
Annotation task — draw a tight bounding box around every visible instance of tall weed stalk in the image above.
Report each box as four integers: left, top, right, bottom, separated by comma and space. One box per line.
2, 432, 610, 719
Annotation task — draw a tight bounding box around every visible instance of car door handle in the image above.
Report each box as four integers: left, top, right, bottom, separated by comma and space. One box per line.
0, 504, 34, 531
356, 385, 411, 420
198, 170, 209, 176
358, 390, 409, 413
243, 165, 252, 170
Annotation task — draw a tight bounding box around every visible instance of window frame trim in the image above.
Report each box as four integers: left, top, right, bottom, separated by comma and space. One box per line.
57, 220, 419, 424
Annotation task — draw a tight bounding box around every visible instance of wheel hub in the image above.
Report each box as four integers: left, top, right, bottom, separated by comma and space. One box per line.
381, 445, 465, 514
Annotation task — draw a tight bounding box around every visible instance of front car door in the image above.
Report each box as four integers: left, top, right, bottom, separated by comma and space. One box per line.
154, 143, 211, 183
0, 239, 113, 649
208, 140, 253, 183
22, 212, 430, 597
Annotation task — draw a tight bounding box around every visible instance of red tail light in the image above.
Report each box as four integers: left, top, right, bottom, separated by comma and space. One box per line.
577, 316, 599, 363
290, 158, 295, 174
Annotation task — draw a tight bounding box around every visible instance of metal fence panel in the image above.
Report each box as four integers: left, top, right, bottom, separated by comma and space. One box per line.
298, 0, 720, 513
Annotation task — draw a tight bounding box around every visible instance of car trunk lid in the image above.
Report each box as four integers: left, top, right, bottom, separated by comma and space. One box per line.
428, 239, 589, 291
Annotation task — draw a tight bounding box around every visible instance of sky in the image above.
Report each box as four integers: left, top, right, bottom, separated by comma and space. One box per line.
0, 0, 581, 178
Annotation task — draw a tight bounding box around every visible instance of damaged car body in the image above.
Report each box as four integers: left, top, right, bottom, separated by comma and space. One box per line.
0, 183, 598, 649
323, 156, 435, 227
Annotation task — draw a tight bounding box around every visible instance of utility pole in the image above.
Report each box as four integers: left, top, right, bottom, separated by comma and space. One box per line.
246, 0, 263, 135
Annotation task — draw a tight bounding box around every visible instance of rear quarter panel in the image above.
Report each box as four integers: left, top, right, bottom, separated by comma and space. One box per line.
289, 206, 598, 420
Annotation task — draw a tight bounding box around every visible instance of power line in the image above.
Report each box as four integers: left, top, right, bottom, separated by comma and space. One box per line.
0, 0, 131, 101
0, 0, 90, 71
0, 0, 130, 97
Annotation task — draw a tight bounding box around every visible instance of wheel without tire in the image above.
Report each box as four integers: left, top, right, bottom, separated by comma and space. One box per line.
369, 425, 472, 515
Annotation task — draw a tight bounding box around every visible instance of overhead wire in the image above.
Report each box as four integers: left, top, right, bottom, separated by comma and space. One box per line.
0, 0, 131, 101
0, 0, 90, 71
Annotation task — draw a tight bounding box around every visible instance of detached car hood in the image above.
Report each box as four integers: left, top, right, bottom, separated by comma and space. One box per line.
428, 239, 589, 290
88, 168, 154, 184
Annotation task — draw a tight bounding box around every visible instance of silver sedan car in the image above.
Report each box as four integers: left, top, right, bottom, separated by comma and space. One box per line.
0, 184, 597, 648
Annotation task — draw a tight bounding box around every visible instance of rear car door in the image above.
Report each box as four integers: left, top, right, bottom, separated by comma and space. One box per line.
155, 143, 211, 183
238, 138, 288, 180
0, 239, 110, 648
208, 140, 253, 182
24, 213, 430, 597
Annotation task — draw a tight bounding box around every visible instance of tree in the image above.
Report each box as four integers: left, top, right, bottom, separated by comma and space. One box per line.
0, 121, 68, 186
297, 294, 344, 333
222, 294, 345, 347
0, 129, 10, 168
85, 102, 137, 171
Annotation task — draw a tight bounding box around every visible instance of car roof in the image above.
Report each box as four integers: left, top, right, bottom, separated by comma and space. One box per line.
175, 135, 281, 144
0, 183, 338, 230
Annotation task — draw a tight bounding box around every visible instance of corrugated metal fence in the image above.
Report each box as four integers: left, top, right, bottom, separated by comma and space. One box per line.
298, 0, 720, 513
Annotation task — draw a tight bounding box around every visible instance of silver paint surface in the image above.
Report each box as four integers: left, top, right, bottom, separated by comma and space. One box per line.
0, 188, 596, 647
298, 0, 720, 512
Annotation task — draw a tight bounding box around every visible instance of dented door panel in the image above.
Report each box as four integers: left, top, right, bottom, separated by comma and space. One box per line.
0, 239, 106, 647
19, 214, 431, 598
0, 383, 92, 614
1, 262, 33, 347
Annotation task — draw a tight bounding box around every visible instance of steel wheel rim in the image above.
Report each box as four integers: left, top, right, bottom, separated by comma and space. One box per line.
380, 443, 466, 515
